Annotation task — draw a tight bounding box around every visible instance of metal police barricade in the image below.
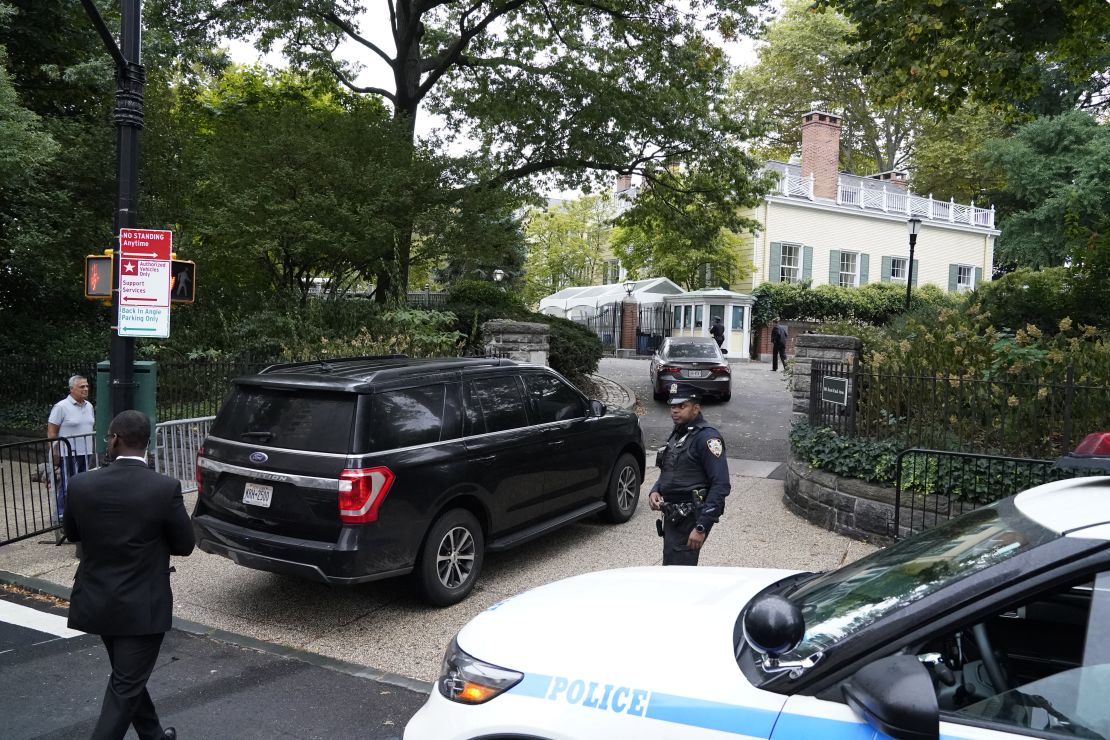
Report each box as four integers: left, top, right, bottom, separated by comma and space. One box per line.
153, 416, 214, 495
0, 434, 98, 547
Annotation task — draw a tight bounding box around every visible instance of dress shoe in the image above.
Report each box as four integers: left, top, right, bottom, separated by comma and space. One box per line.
161, 728, 177, 740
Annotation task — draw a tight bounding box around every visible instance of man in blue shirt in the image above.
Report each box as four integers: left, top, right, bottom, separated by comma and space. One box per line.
47, 374, 95, 523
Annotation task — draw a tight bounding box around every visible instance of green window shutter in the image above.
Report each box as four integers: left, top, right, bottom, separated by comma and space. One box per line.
881, 256, 892, 282
828, 250, 841, 286
974, 266, 983, 287
859, 254, 870, 286
768, 242, 781, 283
802, 245, 813, 280
912, 259, 919, 286
948, 264, 959, 292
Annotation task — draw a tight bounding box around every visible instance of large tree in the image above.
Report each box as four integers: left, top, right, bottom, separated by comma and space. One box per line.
195, 0, 770, 302
984, 111, 1110, 270
821, 0, 1110, 116
730, 0, 918, 174
522, 193, 617, 304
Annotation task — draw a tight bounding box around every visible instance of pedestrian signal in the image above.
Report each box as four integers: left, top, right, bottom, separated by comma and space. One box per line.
170, 259, 195, 304
84, 255, 112, 299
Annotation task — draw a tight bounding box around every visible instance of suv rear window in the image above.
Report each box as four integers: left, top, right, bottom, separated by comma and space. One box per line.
367, 385, 448, 452
210, 386, 355, 453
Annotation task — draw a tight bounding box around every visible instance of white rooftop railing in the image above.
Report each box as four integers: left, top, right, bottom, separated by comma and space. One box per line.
770, 169, 995, 229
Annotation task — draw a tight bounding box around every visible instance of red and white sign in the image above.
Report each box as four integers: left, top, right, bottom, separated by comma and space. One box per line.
118, 228, 172, 308
119, 228, 172, 261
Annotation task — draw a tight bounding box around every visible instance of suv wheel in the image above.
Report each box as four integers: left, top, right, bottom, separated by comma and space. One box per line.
601, 453, 640, 524
417, 509, 485, 606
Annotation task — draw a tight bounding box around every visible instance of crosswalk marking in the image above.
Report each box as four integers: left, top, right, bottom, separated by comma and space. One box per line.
0, 600, 84, 638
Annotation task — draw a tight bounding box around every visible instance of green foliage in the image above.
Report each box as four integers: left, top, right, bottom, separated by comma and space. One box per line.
752, 281, 962, 328
531, 315, 603, 387
789, 423, 902, 483
207, 0, 771, 298
911, 103, 1011, 204
522, 194, 618, 305
972, 268, 1106, 334
612, 165, 768, 289
985, 112, 1110, 272
730, 0, 917, 174
821, 0, 1110, 116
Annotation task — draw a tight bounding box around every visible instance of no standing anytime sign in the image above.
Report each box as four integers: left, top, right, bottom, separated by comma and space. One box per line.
118, 228, 172, 338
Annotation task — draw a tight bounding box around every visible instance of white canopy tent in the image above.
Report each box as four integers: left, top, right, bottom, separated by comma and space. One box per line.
538, 277, 685, 319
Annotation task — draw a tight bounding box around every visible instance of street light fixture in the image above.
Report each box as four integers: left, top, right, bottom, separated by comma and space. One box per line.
623, 278, 635, 296
905, 217, 922, 311
492, 269, 506, 283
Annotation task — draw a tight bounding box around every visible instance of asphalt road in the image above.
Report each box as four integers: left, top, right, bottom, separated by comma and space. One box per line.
598, 357, 793, 462
0, 586, 427, 740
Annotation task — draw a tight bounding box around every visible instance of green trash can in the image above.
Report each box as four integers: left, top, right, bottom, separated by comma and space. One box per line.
95, 360, 158, 456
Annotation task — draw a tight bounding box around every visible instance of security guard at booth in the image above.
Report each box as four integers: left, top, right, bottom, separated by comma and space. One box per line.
648, 383, 731, 565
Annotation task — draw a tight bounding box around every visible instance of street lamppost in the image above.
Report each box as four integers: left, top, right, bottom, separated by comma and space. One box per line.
623, 278, 635, 297
905, 217, 921, 311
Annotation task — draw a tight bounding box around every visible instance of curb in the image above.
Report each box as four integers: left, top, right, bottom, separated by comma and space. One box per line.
0, 568, 433, 695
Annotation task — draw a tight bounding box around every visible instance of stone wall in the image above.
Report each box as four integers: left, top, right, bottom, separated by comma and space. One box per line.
482, 320, 550, 366
789, 334, 862, 425
783, 455, 896, 545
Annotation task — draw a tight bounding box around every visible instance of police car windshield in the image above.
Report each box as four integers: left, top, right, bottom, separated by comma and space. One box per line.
779, 502, 1056, 661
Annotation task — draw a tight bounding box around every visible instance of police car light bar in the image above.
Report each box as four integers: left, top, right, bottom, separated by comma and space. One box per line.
1055, 432, 1110, 471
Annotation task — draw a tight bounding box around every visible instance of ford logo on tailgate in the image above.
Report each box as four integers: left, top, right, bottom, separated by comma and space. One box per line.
249, 451, 269, 464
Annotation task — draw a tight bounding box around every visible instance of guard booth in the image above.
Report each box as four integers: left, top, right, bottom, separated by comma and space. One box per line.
663, 288, 755, 360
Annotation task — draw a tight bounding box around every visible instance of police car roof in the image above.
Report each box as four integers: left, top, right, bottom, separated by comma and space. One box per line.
1014, 476, 1110, 538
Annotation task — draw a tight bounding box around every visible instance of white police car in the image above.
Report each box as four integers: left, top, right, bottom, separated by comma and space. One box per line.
405, 439, 1110, 740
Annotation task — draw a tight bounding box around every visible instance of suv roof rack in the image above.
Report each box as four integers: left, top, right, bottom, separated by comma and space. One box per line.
258, 355, 410, 375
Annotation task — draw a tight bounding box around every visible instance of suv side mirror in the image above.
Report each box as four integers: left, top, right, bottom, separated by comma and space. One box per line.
589, 400, 606, 417
842, 655, 939, 740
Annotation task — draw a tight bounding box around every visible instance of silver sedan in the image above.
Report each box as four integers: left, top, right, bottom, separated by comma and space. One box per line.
649, 337, 731, 402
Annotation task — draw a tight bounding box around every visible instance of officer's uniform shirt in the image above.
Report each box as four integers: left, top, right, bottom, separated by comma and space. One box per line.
651, 412, 730, 534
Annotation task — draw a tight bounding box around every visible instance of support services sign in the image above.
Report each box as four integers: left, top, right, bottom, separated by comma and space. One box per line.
117, 228, 172, 338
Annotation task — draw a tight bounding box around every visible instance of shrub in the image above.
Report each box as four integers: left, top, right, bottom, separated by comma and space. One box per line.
531, 315, 603, 386
444, 280, 531, 352
788, 423, 902, 483
752, 280, 964, 328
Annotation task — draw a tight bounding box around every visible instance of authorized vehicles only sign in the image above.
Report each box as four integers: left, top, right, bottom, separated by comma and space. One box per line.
118, 228, 172, 338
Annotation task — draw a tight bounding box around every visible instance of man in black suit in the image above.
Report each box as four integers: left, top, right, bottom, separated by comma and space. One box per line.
64, 410, 195, 740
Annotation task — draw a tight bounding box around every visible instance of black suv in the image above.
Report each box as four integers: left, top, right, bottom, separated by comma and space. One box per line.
192, 356, 645, 605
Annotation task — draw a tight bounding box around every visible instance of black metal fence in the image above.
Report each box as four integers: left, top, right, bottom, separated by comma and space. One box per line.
808, 361, 1110, 459
580, 302, 622, 353
0, 437, 81, 546
636, 304, 666, 356
892, 448, 1089, 538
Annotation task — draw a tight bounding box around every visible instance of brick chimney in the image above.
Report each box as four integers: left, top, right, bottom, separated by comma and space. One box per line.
800, 111, 842, 200
615, 173, 633, 193
869, 170, 909, 190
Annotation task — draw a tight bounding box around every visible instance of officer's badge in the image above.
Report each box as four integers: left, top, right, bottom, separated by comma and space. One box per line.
670, 383, 678, 395
707, 438, 724, 458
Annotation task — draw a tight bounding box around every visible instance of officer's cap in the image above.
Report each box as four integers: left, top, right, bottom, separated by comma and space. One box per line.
667, 382, 702, 406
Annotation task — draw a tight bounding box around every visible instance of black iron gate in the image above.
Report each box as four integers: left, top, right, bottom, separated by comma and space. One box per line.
581, 302, 622, 353
636, 304, 666, 355
892, 448, 1085, 539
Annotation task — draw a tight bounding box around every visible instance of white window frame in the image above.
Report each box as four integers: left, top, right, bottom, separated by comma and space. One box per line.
839, 251, 859, 288
957, 264, 974, 292
780, 243, 801, 284
890, 257, 908, 283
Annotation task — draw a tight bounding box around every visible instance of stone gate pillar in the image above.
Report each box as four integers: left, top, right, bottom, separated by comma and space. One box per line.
481, 319, 550, 366
790, 334, 862, 425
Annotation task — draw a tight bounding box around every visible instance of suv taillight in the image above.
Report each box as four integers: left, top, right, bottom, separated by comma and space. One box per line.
338, 466, 395, 524
195, 447, 204, 488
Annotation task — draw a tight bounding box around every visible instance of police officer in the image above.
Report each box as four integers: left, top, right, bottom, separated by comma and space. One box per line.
648, 383, 730, 565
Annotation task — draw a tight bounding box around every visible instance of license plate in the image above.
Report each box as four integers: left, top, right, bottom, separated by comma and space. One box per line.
685, 370, 707, 378
243, 482, 273, 508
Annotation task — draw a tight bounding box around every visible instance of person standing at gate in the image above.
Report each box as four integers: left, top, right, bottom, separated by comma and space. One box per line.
771, 318, 789, 372
709, 316, 725, 349
648, 384, 730, 565
64, 410, 195, 740
47, 374, 94, 525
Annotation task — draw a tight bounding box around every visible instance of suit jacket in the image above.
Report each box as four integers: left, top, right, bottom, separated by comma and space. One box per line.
63, 458, 195, 635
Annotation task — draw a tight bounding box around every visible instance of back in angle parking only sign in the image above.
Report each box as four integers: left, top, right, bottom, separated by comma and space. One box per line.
821, 376, 849, 406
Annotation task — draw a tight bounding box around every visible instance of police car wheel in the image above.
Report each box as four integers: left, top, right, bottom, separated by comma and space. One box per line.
652, 385, 664, 402
601, 453, 640, 524
416, 509, 485, 607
